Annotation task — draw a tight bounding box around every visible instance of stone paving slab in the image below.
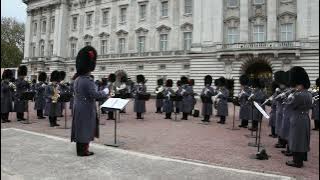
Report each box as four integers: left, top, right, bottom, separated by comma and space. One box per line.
1, 128, 294, 180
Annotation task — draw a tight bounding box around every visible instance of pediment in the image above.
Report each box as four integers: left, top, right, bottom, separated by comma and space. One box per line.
135, 27, 149, 33
99, 32, 110, 38
180, 22, 193, 31
156, 25, 171, 32
277, 11, 297, 19
116, 29, 129, 36
83, 34, 93, 40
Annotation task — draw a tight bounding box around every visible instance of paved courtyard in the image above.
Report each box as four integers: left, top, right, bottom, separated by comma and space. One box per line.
1, 100, 319, 180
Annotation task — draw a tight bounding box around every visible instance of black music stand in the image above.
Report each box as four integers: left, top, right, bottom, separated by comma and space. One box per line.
21, 91, 36, 124
227, 97, 240, 130
171, 95, 182, 121
58, 92, 73, 129
245, 103, 257, 138
102, 98, 130, 147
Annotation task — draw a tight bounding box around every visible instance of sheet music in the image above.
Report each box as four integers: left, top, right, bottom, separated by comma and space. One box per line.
100, 98, 130, 110
253, 101, 270, 119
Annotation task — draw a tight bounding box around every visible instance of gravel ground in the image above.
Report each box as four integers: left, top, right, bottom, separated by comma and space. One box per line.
1, 100, 319, 180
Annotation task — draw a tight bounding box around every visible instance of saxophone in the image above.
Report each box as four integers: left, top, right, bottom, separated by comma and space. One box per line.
52, 85, 60, 103
110, 83, 115, 97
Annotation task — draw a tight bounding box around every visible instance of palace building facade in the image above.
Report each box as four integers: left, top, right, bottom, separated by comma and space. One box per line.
22, 0, 319, 94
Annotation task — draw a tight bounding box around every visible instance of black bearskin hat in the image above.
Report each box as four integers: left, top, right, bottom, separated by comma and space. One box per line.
271, 81, 279, 94
72, 73, 79, 81
59, 71, 66, 81
136, 74, 145, 83
50, 70, 60, 82
180, 76, 189, 85
101, 78, 108, 85
38, 72, 47, 82
157, 79, 164, 86
166, 79, 173, 87
204, 75, 212, 85
2, 69, 13, 80
108, 73, 116, 83
289, 66, 310, 89
274, 71, 287, 85
316, 78, 319, 87
32, 79, 36, 84
18, 65, 28, 76
214, 78, 220, 86
176, 80, 181, 86
239, 74, 249, 86
76, 46, 97, 75
252, 78, 262, 88
189, 79, 195, 86
121, 76, 128, 83
218, 77, 226, 86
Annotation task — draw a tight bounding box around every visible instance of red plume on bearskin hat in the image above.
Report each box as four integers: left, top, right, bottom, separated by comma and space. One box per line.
289, 66, 310, 89
38, 71, 47, 82
2, 69, 13, 80
76, 46, 97, 75
18, 65, 28, 76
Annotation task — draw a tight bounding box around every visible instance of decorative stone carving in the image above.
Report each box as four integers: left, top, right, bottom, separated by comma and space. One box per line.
135, 27, 149, 36
224, 16, 240, 27
278, 12, 297, 24
249, 15, 266, 25
156, 25, 171, 34
83, 34, 93, 40
180, 23, 193, 31
99, 32, 110, 38
116, 30, 128, 37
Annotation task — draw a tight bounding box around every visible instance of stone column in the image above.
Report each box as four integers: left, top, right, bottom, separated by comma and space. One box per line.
297, 0, 308, 40
239, 0, 249, 42
23, 10, 32, 60
53, 5, 60, 57
212, 0, 224, 43
191, 0, 203, 51
267, 0, 277, 41
56, 1, 69, 58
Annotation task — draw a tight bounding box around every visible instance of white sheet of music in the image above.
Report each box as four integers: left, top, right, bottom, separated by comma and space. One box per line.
253, 101, 270, 119
100, 98, 130, 110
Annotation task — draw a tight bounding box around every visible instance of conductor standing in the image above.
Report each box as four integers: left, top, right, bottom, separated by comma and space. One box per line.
71, 46, 109, 156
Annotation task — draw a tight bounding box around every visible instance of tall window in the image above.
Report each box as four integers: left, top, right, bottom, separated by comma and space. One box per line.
184, 0, 192, 14
227, 27, 239, 44
280, 23, 293, 41
30, 43, 36, 57
254, 0, 264, 4
253, 25, 264, 42
33, 22, 37, 35
119, 38, 126, 53
86, 12, 93, 28
139, 4, 147, 20
41, 20, 46, 33
102, 10, 109, 25
101, 40, 108, 55
183, 32, 192, 50
72, 16, 78, 30
49, 41, 54, 56
120, 8, 127, 23
161, 1, 168, 17
228, 0, 238, 7
138, 36, 146, 53
39, 41, 45, 57
50, 17, 55, 33
70, 43, 77, 57
160, 34, 168, 51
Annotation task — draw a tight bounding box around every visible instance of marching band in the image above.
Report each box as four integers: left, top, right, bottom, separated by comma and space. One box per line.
1, 48, 318, 164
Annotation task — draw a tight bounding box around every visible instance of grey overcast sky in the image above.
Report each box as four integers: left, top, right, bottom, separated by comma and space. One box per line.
1, 0, 27, 23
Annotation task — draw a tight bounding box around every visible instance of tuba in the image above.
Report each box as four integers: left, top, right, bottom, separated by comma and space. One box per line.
52, 85, 60, 103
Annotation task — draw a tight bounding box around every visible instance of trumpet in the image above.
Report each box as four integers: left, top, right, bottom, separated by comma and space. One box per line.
275, 88, 296, 100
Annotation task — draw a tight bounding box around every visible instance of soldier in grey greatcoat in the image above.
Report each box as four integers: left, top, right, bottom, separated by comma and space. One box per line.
311, 78, 319, 130
106, 74, 116, 120
44, 71, 61, 127
216, 77, 229, 124
285, 66, 312, 168
200, 75, 215, 122
189, 79, 196, 114
155, 79, 164, 113
175, 80, 183, 113
163, 79, 175, 119
71, 46, 109, 157
247, 78, 267, 131
1, 69, 14, 123
58, 71, 68, 117
267, 81, 280, 138
274, 71, 290, 148
180, 76, 193, 120
238, 74, 252, 128
133, 74, 148, 119
34, 72, 47, 119
69, 73, 78, 116
14, 65, 29, 121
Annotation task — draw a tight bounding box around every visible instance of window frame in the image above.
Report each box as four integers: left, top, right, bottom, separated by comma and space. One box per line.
41, 20, 46, 34
227, 27, 239, 44
253, 25, 265, 42
253, 0, 264, 5
102, 10, 109, 26
39, 40, 45, 57
70, 42, 77, 57
183, 32, 192, 50
161, 1, 169, 17
159, 34, 168, 51
227, 0, 238, 7
86, 12, 93, 28
33, 21, 37, 36
101, 39, 108, 55
137, 36, 146, 53
72, 16, 78, 31
119, 38, 126, 54
184, 0, 193, 14
139, 4, 147, 20
120, 7, 127, 24
280, 23, 294, 41
50, 17, 55, 33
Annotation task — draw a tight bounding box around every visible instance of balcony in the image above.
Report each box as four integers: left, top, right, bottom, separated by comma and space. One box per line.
216, 41, 301, 51
97, 50, 189, 59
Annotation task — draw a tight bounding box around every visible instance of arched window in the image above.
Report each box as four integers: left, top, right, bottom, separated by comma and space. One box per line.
39, 40, 45, 57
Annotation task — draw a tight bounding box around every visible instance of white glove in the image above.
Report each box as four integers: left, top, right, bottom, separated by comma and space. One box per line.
42, 84, 46, 87
103, 88, 109, 95
288, 93, 294, 99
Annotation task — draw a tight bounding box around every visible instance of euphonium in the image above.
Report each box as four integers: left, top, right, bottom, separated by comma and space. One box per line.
52, 85, 60, 103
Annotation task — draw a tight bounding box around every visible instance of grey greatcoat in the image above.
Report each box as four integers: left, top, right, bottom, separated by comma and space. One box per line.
175, 87, 183, 111
14, 78, 29, 113
312, 91, 319, 121
279, 93, 294, 141
216, 87, 229, 117
44, 84, 61, 117
201, 86, 215, 116
58, 83, 70, 116
239, 86, 252, 120
288, 90, 312, 152
181, 84, 194, 113
155, 86, 164, 109
250, 88, 267, 121
163, 87, 175, 113
275, 89, 287, 135
133, 84, 147, 113
69, 80, 75, 110
71, 75, 108, 143
34, 82, 46, 110
1, 80, 14, 113
268, 93, 277, 127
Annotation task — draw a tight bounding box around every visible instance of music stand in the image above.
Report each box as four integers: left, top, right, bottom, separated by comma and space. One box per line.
58, 92, 73, 129
245, 103, 256, 138
101, 98, 130, 147
227, 97, 240, 130
171, 95, 182, 121
21, 91, 36, 124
